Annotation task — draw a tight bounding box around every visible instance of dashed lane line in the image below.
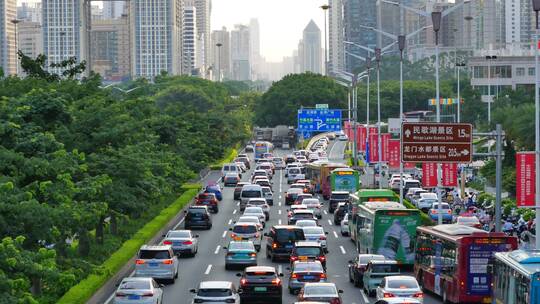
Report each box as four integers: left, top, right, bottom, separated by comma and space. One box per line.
214, 245, 221, 255
340, 246, 346, 254
222, 230, 227, 238
204, 264, 212, 275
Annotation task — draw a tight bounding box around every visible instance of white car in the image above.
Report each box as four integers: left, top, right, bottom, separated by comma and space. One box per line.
340, 213, 349, 236
302, 226, 328, 251
338, 133, 348, 141
243, 207, 266, 227
114, 277, 163, 304
416, 192, 438, 211
287, 167, 305, 184
301, 198, 322, 219
272, 157, 286, 169
246, 198, 270, 220
295, 219, 318, 228
376, 276, 423, 303
190, 281, 240, 304
236, 215, 263, 231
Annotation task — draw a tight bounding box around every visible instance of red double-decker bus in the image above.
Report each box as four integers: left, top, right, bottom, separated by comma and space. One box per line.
414, 224, 517, 304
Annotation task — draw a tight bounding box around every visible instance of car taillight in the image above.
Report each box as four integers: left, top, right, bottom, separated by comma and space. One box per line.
319, 236, 326, 240
231, 233, 236, 238
142, 292, 153, 297
291, 273, 298, 279
290, 256, 298, 261
413, 292, 424, 298
183, 241, 193, 245
115, 292, 126, 297
320, 273, 327, 279
255, 233, 260, 238
383, 292, 395, 297
272, 242, 278, 249
135, 259, 145, 265
447, 210, 452, 214
330, 299, 341, 304
240, 278, 247, 286
163, 240, 172, 245
318, 256, 326, 261
162, 259, 173, 264
272, 278, 281, 285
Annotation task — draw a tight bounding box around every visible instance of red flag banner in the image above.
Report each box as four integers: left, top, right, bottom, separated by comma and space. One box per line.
516, 152, 536, 208
442, 163, 458, 187
422, 163, 437, 188
388, 139, 401, 168
382, 133, 391, 161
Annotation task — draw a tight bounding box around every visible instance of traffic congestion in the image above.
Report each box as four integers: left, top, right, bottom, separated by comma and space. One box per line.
110, 132, 535, 304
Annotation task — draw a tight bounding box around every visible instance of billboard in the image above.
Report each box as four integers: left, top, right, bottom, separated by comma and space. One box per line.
297, 109, 342, 132
331, 170, 360, 193
374, 210, 421, 265
516, 152, 535, 208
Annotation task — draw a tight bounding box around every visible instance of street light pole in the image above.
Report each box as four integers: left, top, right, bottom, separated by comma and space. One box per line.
532, 0, 540, 250
375, 48, 382, 189
321, 4, 330, 76
486, 55, 497, 124
432, 11, 444, 225
366, 57, 372, 185
11, 19, 20, 75
216, 43, 223, 82
398, 35, 405, 205
456, 62, 466, 123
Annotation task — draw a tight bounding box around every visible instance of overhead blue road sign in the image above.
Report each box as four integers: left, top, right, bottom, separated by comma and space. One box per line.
297, 109, 342, 132
302, 131, 312, 139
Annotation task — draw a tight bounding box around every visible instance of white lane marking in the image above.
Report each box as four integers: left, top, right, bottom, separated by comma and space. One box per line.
278, 201, 282, 207
236, 202, 239, 206
204, 264, 212, 275
340, 246, 346, 254
278, 265, 282, 275
323, 210, 328, 215
361, 290, 370, 303
214, 245, 221, 254
233, 209, 237, 214
279, 195, 282, 199
228, 219, 232, 225
222, 231, 227, 238
173, 216, 186, 230
278, 210, 282, 215
279, 173, 282, 192
278, 219, 282, 225
333, 231, 339, 239
328, 219, 333, 225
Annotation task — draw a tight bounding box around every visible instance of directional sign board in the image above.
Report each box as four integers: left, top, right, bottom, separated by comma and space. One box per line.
316, 104, 329, 109
297, 109, 342, 132
401, 122, 472, 163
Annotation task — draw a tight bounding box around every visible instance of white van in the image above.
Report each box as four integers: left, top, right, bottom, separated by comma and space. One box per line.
287, 167, 305, 184
240, 184, 263, 211
222, 163, 241, 178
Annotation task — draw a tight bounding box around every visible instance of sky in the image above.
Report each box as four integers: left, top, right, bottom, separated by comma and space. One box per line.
211, 0, 325, 62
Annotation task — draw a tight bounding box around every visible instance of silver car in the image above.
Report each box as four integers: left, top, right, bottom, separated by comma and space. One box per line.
190, 281, 241, 304
340, 213, 349, 236
134, 245, 179, 283
229, 223, 262, 251
224, 241, 257, 270
247, 198, 270, 220
301, 198, 322, 219
114, 277, 163, 304
161, 230, 199, 256
243, 207, 266, 227
302, 226, 328, 251
261, 186, 274, 205
288, 261, 327, 294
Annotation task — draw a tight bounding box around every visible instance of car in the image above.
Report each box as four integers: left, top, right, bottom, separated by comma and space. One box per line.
230, 223, 262, 251
288, 209, 316, 225
134, 245, 179, 283
237, 266, 283, 302
252, 175, 270, 184
455, 215, 482, 228
376, 276, 423, 303
363, 260, 400, 297
223, 172, 241, 187
288, 261, 327, 294
113, 277, 163, 304
265, 225, 306, 261
261, 186, 274, 205
245, 144, 254, 152
222, 163, 242, 178
327, 132, 336, 140
416, 193, 438, 212
294, 193, 313, 205
224, 241, 257, 270
257, 163, 274, 177
161, 229, 199, 256
333, 202, 349, 225
282, 141, 291, 149
184, 206, 212, 230
348, 254, 386, 287
290, 182, 309, 192
190, 281, 241, 303
405, 187, 423, 202
428, 203, 453, 223
341, 213, 350, 236
287, 167, 306, 184
374, 299, 422, 304
272, 157, 286, 169
338, 133, 348, 141
302, 198, 322, 219
329, 191, 350, 213
246, 198, 271, 220
252, 169, 271, 181
402, 180, 422, 196
204, 184, 223, 201
234, 182, 250, 200
288, 204, 308, 218
297, 283, 343, 303
195, 192, 219, 213
240, 184, 264, 211
302, 226, 328, 252
285, 188, 304, 205
235, 156, 250, 169
254, 178, 272, 188
290, 241, 327, 267
243, 207, 266, 227
296, 179, 314, 194
295, 219, 318, 228
285, 155, 297, 164
235, 161, 247, 173
409, 189, 429, 205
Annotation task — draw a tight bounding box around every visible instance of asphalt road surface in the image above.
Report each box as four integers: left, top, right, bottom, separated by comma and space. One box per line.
107, 140, 442, 304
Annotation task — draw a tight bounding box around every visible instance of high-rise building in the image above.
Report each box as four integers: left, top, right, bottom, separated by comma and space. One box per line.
505, 0, 534, 47
130, 0, 183, 78
1, 0, 17, 75
343, 0, 376, 72
91, 4, 104, 21
103, 1, 126, 19
328, 0, 344, 75
301, 20, 322, 74
17, 21, 43, 64
42, 0, 85, 75
17, 2, 42, 23
230, 24, 251, 81
91, 16, 131, 81
194, 0, 211, 79
249, 18, 261, 79
182, 1, 198, 76
211, 27, 231, 80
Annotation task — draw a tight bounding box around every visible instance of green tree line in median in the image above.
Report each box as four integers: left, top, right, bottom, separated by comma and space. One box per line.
0, 55, 252, 303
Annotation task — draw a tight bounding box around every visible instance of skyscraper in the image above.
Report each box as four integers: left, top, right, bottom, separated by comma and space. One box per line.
301, 20, 322, 74
249, 18, 261, 79
17, 2, 42, 23
230, 24, 251, 81
328, 0, 344, 75
0, 0, 17, 75
182, 1, 198, 76
343, 0, 376, 72
103, 1, 126, 19
42, 0, 85, 75
211, 27, 231, 80
91, 16, 131, 81
17, 21, 43, 67
194, 0, 211, 78
130, 0, 183, 78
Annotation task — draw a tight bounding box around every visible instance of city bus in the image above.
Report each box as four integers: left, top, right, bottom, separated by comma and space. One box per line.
353, 201, 421, 265
348, 189, 398, 242
414, 225, 518, 304
493, 249, 540, 304
254, 141, 273, 160
330, 168, 359, 193
305, 161, 348, 199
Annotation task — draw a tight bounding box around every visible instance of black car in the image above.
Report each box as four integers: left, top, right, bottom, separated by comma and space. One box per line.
237, 266, 283, 302
333, 202, 349, 225
184, 206, 212, 230
234, 182, 250, 200
329, 191, 350, 213
290, 241, 326, 268
265, 226, 305, 262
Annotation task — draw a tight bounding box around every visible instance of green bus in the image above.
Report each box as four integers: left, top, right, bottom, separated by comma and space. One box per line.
330, 168, 359, 193
348, 189, 397, 242
353, 201, 421, 265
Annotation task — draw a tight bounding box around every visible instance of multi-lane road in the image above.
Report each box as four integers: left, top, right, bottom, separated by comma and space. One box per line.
107, 139, 442, 304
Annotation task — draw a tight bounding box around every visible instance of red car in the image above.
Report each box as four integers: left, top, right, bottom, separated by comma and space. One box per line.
195, 193, 219, 213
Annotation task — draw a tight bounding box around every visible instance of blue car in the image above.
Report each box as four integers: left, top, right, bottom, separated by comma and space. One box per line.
204, 184, 222, 201
428, 203, 453, 223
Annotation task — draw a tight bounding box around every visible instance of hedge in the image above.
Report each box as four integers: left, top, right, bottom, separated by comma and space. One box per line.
399, 196, 434, 226
209, 144, 240, 170
57, 186, 200, 304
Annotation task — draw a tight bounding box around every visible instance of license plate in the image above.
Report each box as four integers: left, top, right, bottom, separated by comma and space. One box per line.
173, 242, 182, 246
254, 287, 267, 292
149, 262, 158, 267
299, 256, 308, 261
285, 244, 293, 248
233, 236, 242, 241
128, 295, 141, 300
303, 275, 315, 279
483, 298, 492, 303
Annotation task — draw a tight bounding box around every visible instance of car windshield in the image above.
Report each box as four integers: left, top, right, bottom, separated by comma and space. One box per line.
371, 264, 399, 273
262, 188, 271, 194
138, 250, 170, 259
304, 285, 336, 295
332, 193, 349, 200
303, 227, 324, 235
242, 190, 261, 198
289, 169, 301, 174
238, 217, 259, 224
167, 231, 190, 238
275, 229, 304, 242
119, 281, 151, 290
432, 204, 450, 209
233, 225, 257, 233
189, 208, 206, 214
198, 193, 215, 199
294, 262, 323, 272
296, 247, 321, 256
294, 213, 314, 219
229, 242, 254, 251
387, 279, 419, 289
246, 271, 276, 279
245, 208, 263, 214
197, 289, 232, 297
459, 217, 479, 223
248, 200, 265, 206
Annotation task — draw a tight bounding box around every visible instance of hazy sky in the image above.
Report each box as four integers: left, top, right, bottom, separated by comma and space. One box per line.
211, 0, 325, 62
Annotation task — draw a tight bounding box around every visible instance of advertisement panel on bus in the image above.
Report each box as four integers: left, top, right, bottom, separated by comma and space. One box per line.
255, 141, 271, 159
331, 169, 359, 193
373, 210, 421, 264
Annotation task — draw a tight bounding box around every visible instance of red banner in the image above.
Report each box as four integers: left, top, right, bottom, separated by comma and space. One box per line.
404, 162, 416, 169
442, 163, 458, 187
517, 152, 536, 208
357, 126, 367, 151
422, 163, 437, 188
388, 139, 400, 168
367, 133, 390, 162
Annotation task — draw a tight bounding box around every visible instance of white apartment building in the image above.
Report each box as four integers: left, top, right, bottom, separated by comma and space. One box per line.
182, 2, 198, 76
1, 0, 17, 75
